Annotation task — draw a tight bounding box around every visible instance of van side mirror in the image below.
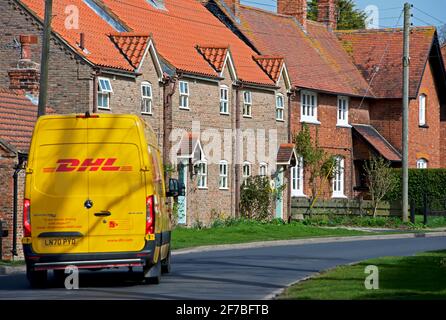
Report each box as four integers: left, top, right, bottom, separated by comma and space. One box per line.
166, 178, 179, 197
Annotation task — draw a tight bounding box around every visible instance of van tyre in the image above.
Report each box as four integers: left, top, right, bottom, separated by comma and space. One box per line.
27, 268, 48, 289
161, 249, 171, 274
144, 259, 161, 284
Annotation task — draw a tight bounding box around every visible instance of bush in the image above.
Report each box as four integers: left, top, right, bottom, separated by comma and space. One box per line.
386, 169, 446, 211
240, 176, 274, 221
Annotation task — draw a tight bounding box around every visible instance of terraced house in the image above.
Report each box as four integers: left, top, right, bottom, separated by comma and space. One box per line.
0, 0, 292, 257
203, 0, 446, 208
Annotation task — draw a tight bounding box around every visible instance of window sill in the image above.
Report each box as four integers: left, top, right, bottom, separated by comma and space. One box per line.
179, 107, 190, 110
197, 187, 208, 190
332, 194, 348, 199
98, 107, 111, 111
276, 119, 285, 122
220, 112, 230, 116
336, 123, 352, 128
292, 193, 308, 198
219, 187, 229, 191
301, 118, 321, 125
141, 112, 153, 116
243, 115, 253, 119
419, 124, 429, 129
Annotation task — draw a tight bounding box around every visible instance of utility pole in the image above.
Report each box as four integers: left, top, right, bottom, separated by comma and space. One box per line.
402, 2, 411, 222
38, 0, 53, 117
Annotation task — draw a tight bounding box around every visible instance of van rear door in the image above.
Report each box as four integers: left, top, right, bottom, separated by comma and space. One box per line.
86, 116, 147, 253
30, 118, 89, 254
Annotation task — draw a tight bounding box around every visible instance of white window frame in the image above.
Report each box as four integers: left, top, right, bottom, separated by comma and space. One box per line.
196, 160, 207, 189
416, 158, 428, 169
259, 162, 268, 177
301, 90, 319, 124
179, 81, 190, 109
243, 161, 251, 179
141, 82, 153, 115
97, 77, 113, 110
419, 94, 426, 126
291, 156, 305, 197
332, 156, 346, 198
220, 85, 229, 115
243, 91, 252, 118
276, 93, 285, 121
219, 160, 229, 190
337, 96, 350, 127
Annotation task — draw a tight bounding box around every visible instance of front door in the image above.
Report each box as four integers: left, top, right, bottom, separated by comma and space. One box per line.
275, 167, 284, 219
177, 161, 188, 225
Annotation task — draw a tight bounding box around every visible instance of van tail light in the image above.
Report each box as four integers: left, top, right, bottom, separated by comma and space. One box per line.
23, 199, 31, 237
146, 195, 155, 236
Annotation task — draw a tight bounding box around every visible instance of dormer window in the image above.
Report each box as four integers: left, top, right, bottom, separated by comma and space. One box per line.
147, 0, 166, 10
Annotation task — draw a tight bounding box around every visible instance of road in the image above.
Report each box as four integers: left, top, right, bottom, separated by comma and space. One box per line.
0, 236, 445, 300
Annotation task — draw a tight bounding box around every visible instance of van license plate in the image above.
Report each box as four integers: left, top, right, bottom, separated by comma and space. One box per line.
43, 238, 77, 247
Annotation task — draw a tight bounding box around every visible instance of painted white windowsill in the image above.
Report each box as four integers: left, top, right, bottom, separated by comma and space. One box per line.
179, 106, 190, 110
301, 118, 321, 125
219, 187, 229, 191
98, 106, 111, 111
292, 193, 308, 198
336, 123, 352, 128
332, 194, 348, 199
141, 112, 153, 116
197, 187, 208, 190
276, 118, 285, 122
220, 112, 230, 116
243, 115, 253, 119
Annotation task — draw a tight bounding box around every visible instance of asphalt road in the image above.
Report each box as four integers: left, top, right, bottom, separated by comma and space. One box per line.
0, 236, 445, 300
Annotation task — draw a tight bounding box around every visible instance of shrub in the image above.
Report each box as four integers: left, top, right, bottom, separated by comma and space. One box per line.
240, 176, 274, 221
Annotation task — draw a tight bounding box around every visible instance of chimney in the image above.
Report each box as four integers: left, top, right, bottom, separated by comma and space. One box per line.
317, 0, 337, 30
8, 35, 40, 94
277, 0, 307, 30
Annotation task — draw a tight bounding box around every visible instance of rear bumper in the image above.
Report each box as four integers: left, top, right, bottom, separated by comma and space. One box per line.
24, 240, 156, 271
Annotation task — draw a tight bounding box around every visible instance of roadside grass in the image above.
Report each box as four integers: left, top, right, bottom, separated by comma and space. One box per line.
0, 260, 25, 266
279, 250, 446, 300
171, 220, 368, 250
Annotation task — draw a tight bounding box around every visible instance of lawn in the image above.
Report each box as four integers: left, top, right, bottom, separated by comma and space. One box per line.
279, 250, 446, 300
171, 220, 367, 250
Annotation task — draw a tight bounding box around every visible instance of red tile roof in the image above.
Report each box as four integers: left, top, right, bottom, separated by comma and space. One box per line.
276, 143, 297, 166
353, 124, 401, 162
109, 33, 152, 69
236, 5, 371, 96
336, 27, 436, 99
253, 55, 284, 83
0, 89, 39, 153
196, 46, 229, 72
18, 0, 275, 86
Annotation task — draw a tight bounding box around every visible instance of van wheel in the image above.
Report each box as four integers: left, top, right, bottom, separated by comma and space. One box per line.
144, 259, 161, 285
161, 249, 171, 274
27, 268, 48, 289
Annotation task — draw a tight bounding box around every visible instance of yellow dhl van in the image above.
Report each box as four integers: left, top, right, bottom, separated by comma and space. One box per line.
23, 113, 180, 287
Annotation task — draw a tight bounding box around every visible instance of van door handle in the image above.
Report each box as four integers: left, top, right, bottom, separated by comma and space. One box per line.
94, 211, 111, 217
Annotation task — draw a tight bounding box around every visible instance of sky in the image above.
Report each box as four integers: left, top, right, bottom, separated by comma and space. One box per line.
240, 0, 446, 28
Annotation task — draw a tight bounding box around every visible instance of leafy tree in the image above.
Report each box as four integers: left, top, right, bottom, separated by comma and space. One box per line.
308, 0, 367, 30
363, 156, 397, 218
294, 124, 336, 216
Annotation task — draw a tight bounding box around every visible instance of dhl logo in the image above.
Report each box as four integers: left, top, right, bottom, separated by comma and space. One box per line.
43, 158, 133, 173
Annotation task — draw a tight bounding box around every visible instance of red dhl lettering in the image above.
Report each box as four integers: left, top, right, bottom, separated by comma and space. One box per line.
43, 158, 133, 173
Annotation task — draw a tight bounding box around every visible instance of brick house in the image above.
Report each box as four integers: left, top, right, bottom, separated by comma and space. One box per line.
0, 0, 293, 255
203, 0, 446, 202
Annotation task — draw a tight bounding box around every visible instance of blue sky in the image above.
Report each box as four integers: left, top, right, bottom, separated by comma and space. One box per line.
241, 0, 446, 28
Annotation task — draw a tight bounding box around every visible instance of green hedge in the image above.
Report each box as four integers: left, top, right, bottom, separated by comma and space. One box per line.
386, 169, 446, 211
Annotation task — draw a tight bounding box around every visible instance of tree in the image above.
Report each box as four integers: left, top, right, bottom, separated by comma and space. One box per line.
363, 156, 397, 218
240, 176, 274, 221
294, 124, 336, 216
438, 24, 446, 46
308, 0, 367, 30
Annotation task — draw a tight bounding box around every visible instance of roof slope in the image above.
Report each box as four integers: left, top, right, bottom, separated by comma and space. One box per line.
109, 33, 152, 69
353, 124, 401, 162
442, 44, 446, 70
236, 5, 371, 97
0, 89, 39, 153
18, 0, 275, 85
336, 27, 436, 99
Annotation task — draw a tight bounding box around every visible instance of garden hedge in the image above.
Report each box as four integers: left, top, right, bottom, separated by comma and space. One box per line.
386, 169, 446, 211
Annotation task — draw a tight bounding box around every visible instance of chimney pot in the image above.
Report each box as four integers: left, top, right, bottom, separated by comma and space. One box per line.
19, 35, 38, 60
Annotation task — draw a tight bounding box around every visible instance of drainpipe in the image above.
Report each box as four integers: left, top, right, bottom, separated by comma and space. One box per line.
286, 90, 295, 222
162, 74, 178, 178
92, 69, 100, 113
234, 83, 242, 218
12, 152, 27, 257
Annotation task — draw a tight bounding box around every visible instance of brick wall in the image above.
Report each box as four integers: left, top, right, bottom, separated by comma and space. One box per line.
370, 61, 441, 168
291, 91, 371, 200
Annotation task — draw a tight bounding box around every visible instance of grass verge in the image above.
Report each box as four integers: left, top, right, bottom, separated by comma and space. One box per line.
171, 220, 368, 250
279, 250, 446, 300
